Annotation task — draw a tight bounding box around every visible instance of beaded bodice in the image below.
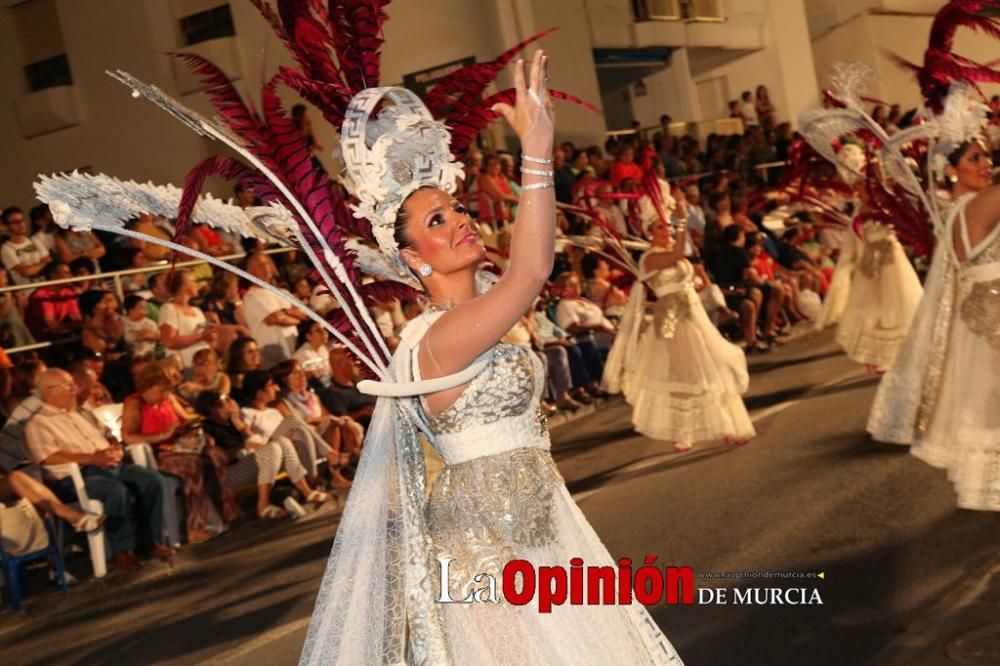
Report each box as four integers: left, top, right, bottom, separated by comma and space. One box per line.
647, 257, 693, 295
421, 341, 549, 466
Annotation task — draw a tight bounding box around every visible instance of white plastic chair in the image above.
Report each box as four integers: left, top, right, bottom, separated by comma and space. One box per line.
126, 443, 182, 548
42, 463, 107, 579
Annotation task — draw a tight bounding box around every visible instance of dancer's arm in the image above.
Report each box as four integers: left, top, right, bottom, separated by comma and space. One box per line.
420, 50, 555, 377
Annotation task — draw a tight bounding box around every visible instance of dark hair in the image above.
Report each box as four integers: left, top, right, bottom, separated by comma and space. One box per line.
741, 91, 751, 100
123, 247, 144, 267
227, 336, 259, 375
723, 224, 744, 244
194, 389, 227, 418
168, 269, 193, 295
69, 258, 93, 275
1, 207, 23, 225
392, 185, 437, 250
580, 254, 601, 279
270, 359, 300, 392
42, 261, 66, 280
297, 318, 321, 346
29, 204, 49, 223
745, 232, 763, 248
124, 294, 146, 312
78, 289, 110, 318
241, 369, 273, 404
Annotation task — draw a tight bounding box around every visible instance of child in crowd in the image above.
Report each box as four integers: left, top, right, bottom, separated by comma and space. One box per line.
123, 294, 160, 359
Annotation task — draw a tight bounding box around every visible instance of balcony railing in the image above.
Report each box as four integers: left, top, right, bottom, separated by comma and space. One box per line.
633, 0, 725, 21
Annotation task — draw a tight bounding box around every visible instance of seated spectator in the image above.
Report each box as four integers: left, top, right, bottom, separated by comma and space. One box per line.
178, 348, 231, 402
242, 238, 279, 284
195, 389, 312, 519
129, 214, 173, 262
609, 146, 643, 188
531, 297, 606, 400
478, 154, 518, 225
24, 262, 80, 337
0, 268, 34, 347
70, 361, 113, 411
188, 223, 235, 258
29, 204, 57, 255
0, 467, 104, 533
244, 259, 304, 367
581, 254, 628, 320
123, 294, 160, 359
122, 361, 237, 543
238, 370, 332, 503
79, 289, 129, 397
712, 225, 771, 351
506, 312, 580, 413
54, 227, 105, 273
778, 227, 825, 294
684, 185, 707, 251
69, 257, 97, 292
27, 369, 171, 571
552, 272, 617, 351
2, 206, 51, 288
227, 335, 262, 396
272, 360, 359, 488
748, 233, 807, 324
159, 270, 218, 372
201, 272, 251, 353
119, 248, 151, 294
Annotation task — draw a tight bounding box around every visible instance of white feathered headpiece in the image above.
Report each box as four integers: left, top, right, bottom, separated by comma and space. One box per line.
928, 82, 990, 181
339, 87, 465, 265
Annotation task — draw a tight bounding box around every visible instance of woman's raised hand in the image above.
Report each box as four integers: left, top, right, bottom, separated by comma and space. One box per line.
492, 49, 554, 155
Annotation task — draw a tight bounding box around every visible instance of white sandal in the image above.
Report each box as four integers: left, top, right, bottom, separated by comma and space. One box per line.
258, 505, 288, 519
306, 490, 333, 504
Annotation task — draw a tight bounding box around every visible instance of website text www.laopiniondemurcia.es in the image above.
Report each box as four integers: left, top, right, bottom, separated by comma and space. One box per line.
435, 556, 825, 611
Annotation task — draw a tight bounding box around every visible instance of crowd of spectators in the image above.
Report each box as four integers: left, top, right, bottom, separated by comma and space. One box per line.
1, 89, 946, 589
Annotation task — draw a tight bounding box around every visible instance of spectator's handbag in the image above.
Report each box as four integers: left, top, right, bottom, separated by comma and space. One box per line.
173, 420, 207, 455
0, 498, 49, 557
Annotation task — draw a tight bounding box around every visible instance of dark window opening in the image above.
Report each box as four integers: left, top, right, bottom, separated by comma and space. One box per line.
24, 53, 72, 92
180, 4, 235, 46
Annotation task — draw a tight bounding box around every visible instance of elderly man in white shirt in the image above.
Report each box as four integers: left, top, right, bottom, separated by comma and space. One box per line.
26, 369, 171, 571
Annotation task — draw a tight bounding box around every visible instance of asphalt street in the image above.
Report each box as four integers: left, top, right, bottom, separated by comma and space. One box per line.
3, 328, 997, 665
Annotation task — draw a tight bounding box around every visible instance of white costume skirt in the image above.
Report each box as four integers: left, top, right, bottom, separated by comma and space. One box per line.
429, 448, 683, 665
624, 296, 753, 443
835, 240, 923, 367
909, 315, 1000, 511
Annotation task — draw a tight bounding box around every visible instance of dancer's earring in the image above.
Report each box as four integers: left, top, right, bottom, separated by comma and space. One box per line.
418, 264, 433, 277
948, 174, 958, 184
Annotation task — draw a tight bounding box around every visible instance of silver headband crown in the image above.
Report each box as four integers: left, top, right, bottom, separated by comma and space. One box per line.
340, 87, 466, 265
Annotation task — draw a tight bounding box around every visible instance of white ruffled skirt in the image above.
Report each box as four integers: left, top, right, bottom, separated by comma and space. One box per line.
909, 314, 1000, 511
835, 240, 923, 367
624, 294, 753, 444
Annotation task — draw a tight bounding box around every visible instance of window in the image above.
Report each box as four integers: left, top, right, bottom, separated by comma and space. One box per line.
24, 54, 72, 92
9, 0, 73, 91
681, 0, 725, 21
180, 4, 235, 46
633, 0, 682, 21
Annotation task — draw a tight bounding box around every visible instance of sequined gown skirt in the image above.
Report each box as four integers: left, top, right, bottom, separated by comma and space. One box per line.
835, 236, 923, 367
625, 289, 754, 444
426, 446, 683, 665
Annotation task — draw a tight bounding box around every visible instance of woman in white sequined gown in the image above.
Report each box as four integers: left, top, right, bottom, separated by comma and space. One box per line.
613, 217, 753, 452
302, 52, 682, 665
835, 220, 923, 371
869, 139, 1000, 512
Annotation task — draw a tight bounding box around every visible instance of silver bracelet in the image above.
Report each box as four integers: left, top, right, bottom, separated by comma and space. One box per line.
520, 167, 555, 177
521, 181, 555, 191
522, 154, 553, 165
